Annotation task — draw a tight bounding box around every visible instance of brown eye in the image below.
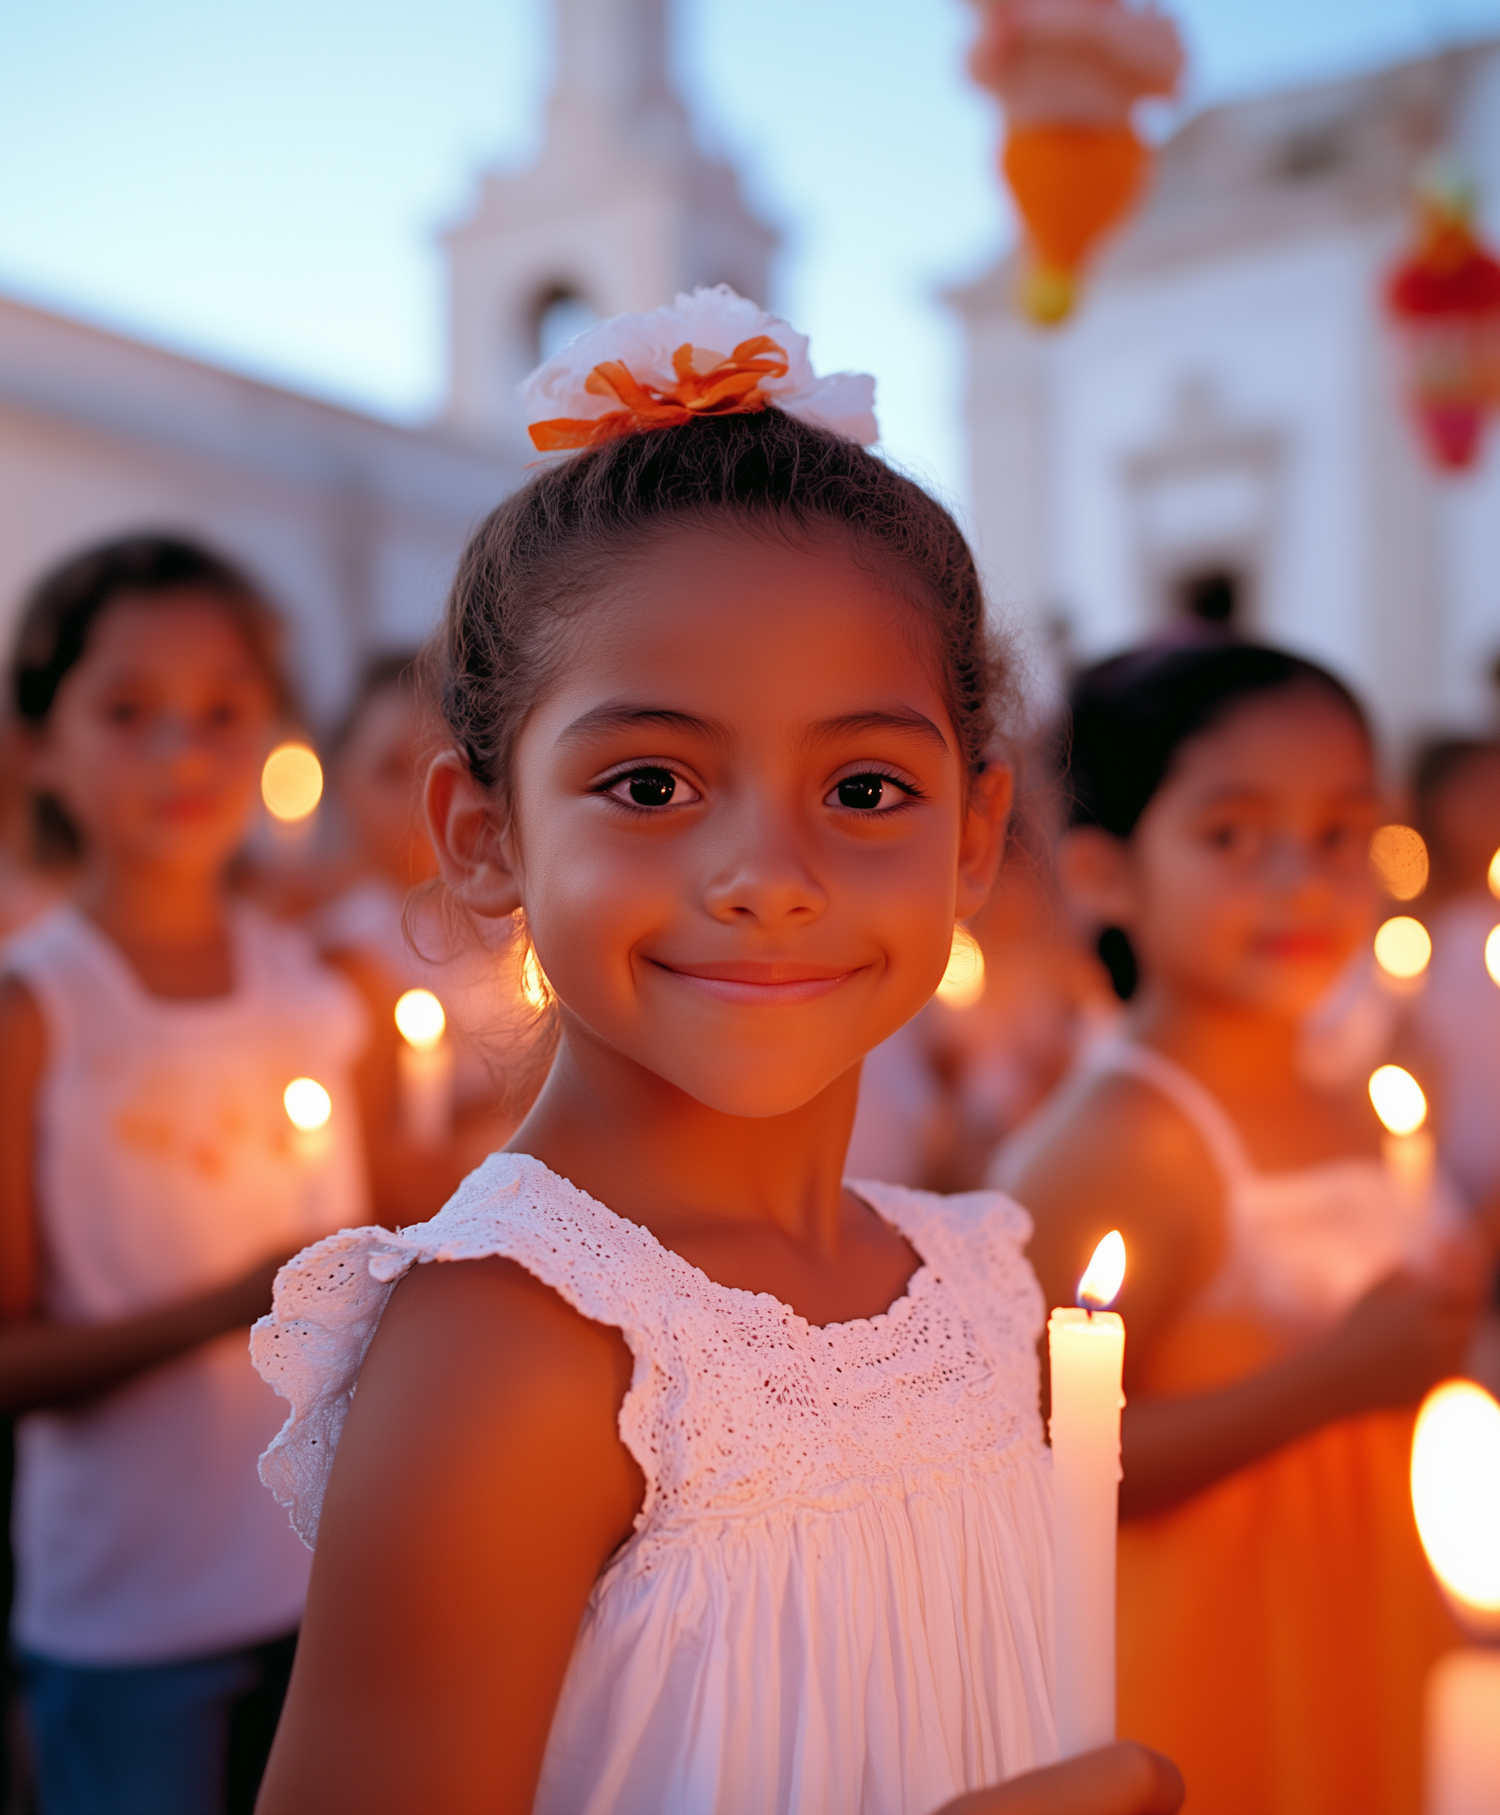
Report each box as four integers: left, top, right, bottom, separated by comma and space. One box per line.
837, 774, 887, 810
628, 769, 675, 807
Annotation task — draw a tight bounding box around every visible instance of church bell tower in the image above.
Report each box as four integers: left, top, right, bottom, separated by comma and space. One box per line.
442, 0, 778, 458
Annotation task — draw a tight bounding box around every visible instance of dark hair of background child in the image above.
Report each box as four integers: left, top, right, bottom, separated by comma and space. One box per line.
8, 533, 295, 859
1061, 641, 1371, 1000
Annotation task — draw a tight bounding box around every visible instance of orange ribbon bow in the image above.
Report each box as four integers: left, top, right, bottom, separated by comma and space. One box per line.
529, 336, 790, 451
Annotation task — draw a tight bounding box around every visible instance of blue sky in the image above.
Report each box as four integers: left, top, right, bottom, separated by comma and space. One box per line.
2, 0, 1499, 506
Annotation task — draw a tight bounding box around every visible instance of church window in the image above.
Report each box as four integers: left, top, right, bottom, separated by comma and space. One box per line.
533, 286, 602, 364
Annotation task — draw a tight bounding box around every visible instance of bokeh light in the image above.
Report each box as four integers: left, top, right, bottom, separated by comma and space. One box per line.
283, 1077, 332, 1132
936, 925, 986, 1009
261, 742, 324, 822
1411, 1380, 1500, 1620
1490, 847, 1500, 900
1373, 915, 1432, 980
394, 988, 446, 1051
1077, 1230, 1126, 1311
519, 948, 551, 1012
1368, 824, 1428, 901
1368, 1064, 1427, 1137
1486, 925, 1500, 988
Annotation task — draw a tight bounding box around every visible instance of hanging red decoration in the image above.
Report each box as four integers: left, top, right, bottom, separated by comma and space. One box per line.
970, 1, 1184, 326
1386, 168, 1500, 472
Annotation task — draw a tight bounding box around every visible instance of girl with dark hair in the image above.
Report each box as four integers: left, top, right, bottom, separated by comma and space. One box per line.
0, 534, 368, 1814
1002, 640, 1488, 1814
251, 291, 1181, 1815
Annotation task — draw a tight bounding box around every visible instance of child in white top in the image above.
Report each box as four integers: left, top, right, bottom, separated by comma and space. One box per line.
0, 534, 367, 1815
252, 289, 1181, 1815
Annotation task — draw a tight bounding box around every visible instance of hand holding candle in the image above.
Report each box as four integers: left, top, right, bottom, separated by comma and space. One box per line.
1411, 1379, 1500, 1813
395, 988, 454, 1151
1049, 1229, 1127, 1758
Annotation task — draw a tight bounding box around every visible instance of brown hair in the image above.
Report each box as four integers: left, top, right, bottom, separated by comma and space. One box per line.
436, 408, 1008, 804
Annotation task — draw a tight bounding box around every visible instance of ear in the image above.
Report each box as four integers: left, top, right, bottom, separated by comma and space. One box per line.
423, 749, 522, 921
954, 761, 1015, 920
1055, 826, 1136, 929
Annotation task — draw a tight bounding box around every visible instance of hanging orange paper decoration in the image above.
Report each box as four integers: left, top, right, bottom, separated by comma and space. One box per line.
970, 0, 1184, 326
1386, 166, 1500, 472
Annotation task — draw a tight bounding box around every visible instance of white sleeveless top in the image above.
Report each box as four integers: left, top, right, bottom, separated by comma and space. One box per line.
253, 1153, 1058, 1814
3, 903, 369, 1664
1090, 1042, 1460, 1333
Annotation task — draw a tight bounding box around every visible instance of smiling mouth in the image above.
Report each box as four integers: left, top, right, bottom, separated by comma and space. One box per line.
647, 959, 858, 1005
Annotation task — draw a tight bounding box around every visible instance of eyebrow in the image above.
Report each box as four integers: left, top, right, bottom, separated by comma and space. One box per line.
555, 703, 951, 752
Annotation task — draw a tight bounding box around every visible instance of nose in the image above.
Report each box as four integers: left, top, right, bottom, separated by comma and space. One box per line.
700, 797, 828, 928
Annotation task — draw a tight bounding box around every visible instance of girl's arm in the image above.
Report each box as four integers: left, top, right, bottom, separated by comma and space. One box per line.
941, 1742, 1184, 1815
0, 976, 297, 1415
1013, 1073, 1483, 1519
254, 1253, 644, 1815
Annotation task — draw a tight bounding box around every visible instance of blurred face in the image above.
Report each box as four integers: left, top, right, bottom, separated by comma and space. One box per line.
30, 591, 276, 875
1119, 688, 1378, 1018
499, 524, 1007, 1119
337, 686, 439, 887
1427, 749, 1500, 890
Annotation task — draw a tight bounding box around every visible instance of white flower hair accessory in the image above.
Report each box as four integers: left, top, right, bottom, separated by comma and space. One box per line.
522, 285, 879, 452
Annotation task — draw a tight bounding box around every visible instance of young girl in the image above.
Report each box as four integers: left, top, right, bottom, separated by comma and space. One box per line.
310, 652, 539, 1224
0, 535, 368, 1815
249, 289, 1181, 1815
1002, 642, 1487, 1815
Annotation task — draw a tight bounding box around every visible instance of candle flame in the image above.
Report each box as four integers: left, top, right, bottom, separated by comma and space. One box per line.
1369, 1063, 1427, 1137
1077, 1229, 1126, 1311
1411, 1380, 1500, 1630
394, 987, 446, 1052
1486, 925, 1500, 988
1373, 915, 1432, 981
283, 1077, 332, 1133
935, 926, 986, 1010
1489, 845, 1500, 900
261, 742, 324, 823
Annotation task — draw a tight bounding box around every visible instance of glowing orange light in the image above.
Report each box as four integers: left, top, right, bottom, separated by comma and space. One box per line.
1412, 1380, 1500, 1631
936, 926, 986, 1009
1487, 925, 1500, 988
1077, 1230, 1126, 1311
1489, 846, 1500, 899
519, 949, 551, 1011
1374, 915, 1433, 980
394, 988, 446, 1052
283, 1077, 332, 1132
1369, 1064, 1428, 1137
261, 742, 323, 822
1369, 824, 1429, 901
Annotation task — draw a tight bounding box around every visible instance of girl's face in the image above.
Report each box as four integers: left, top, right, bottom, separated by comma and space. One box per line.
337, 688, 440, 887
30, 591, 277, 875
470, 523, 1008, 1119
1100, 688, 1379, 1019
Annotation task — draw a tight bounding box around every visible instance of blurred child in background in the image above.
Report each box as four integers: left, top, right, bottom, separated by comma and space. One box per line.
1407, 736, 1500, 1210
0, 536, 368, 1815
310, 653, 545, 1226
1000, 642, 1488, 1815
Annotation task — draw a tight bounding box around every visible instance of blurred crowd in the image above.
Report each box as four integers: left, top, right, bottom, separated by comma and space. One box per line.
1, 529, 1498, 1813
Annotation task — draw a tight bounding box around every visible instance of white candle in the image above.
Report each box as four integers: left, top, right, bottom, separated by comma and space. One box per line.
1370, 1064, 1433, 1200
1410, 1380, 1500, 1814
1048, 1230, 1127, 1759
395, 988, 454, 1150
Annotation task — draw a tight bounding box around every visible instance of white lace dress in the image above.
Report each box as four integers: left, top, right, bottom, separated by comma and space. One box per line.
252, 1152, 1058, 1815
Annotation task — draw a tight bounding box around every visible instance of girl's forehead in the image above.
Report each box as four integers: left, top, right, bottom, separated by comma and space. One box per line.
1166, 687, 1374, 800
78, 592, 270, 682
555, 524, 951, 719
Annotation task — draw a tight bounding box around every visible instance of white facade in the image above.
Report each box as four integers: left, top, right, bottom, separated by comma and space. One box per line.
951, 41, 1500, 754
0, 297, 516, 726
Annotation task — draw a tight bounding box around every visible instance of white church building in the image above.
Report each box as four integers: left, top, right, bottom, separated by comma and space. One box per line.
952, 37, 1500, 755
2, 1, 1497, 756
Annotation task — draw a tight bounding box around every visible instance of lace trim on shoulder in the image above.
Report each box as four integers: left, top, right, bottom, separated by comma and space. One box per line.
251, 1153, 669, 1547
